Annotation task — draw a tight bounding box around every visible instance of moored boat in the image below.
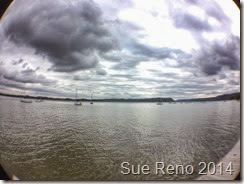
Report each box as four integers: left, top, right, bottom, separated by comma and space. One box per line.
20, 99, 32, 103
157, 98, 163, 105
74, 89, 82, 106
20, 89, 32, 103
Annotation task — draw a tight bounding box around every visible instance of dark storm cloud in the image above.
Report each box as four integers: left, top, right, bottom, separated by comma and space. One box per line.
2, 0, 192, 74
195, 35, 240, 75
2, 0, 118, 72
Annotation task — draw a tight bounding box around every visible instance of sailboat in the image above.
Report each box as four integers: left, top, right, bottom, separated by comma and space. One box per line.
35, 98, 43, 102
20, 89, 32, 103
90, 93, 93, 105
35, 91, 43, 102
74, 88, 82, 106
157, 97, 163, 105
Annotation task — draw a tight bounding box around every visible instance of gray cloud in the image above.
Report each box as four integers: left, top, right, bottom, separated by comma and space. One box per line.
170, 11, 212, 32
96, 68, 107, 75
11, 58, 23, 65
229, 79, 239, 86
0, 78, 25, 91
201, 1, 230, 24
21, 66, 40, 74
195, 35, 240, 75
128, 42, 184, 59
0, 63, 55, 85
73, 74, 90, 81
4, 71, 55, 85
22, 62, 28, 68
2, 0, 190, 73
111, 40, 186, 70
185, 0, 199, 5
167, 1, 239, 76
2, 0, 118, 72
169, 0, 231, 33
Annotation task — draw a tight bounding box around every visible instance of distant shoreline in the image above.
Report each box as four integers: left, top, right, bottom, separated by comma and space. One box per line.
0, 92, 240, 103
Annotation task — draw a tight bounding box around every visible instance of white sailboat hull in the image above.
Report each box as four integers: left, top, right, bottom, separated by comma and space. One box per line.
20, 99, 32, 103
35, 99, 43, 102
74, 88, 82, 105
74, 101, 82, 105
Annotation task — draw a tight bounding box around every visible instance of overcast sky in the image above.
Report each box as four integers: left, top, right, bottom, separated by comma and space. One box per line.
0, 0, 240, 99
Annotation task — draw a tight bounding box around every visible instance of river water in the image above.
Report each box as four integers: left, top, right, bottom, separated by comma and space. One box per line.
0, 97, 240, 180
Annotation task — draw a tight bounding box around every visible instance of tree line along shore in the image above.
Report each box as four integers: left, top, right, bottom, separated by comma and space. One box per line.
0, 92, 240, 103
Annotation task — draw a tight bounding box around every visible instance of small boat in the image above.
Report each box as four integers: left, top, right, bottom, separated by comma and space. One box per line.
35, 99, 43, 102
74, 89, 82, 106
21, 98, 32, 103
35, 91, 43, 102
157, 98, 163, 105
90, 93, 93, 105
74, 101, 82, 105
20, 89, 32, 103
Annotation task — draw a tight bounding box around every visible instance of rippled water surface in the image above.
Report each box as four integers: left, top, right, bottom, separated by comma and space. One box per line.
0, 97, 240, 180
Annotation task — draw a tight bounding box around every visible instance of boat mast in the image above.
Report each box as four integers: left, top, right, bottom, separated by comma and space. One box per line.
23, 89, 26, 99
75, 88, 78, 100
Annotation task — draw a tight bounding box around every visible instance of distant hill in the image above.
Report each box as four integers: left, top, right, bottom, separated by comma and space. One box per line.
0, 92, 74, 101
0, 92, 240, 102
0, 92, 174, 102
98, 98, 174, 102
177, 92, 240, 102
